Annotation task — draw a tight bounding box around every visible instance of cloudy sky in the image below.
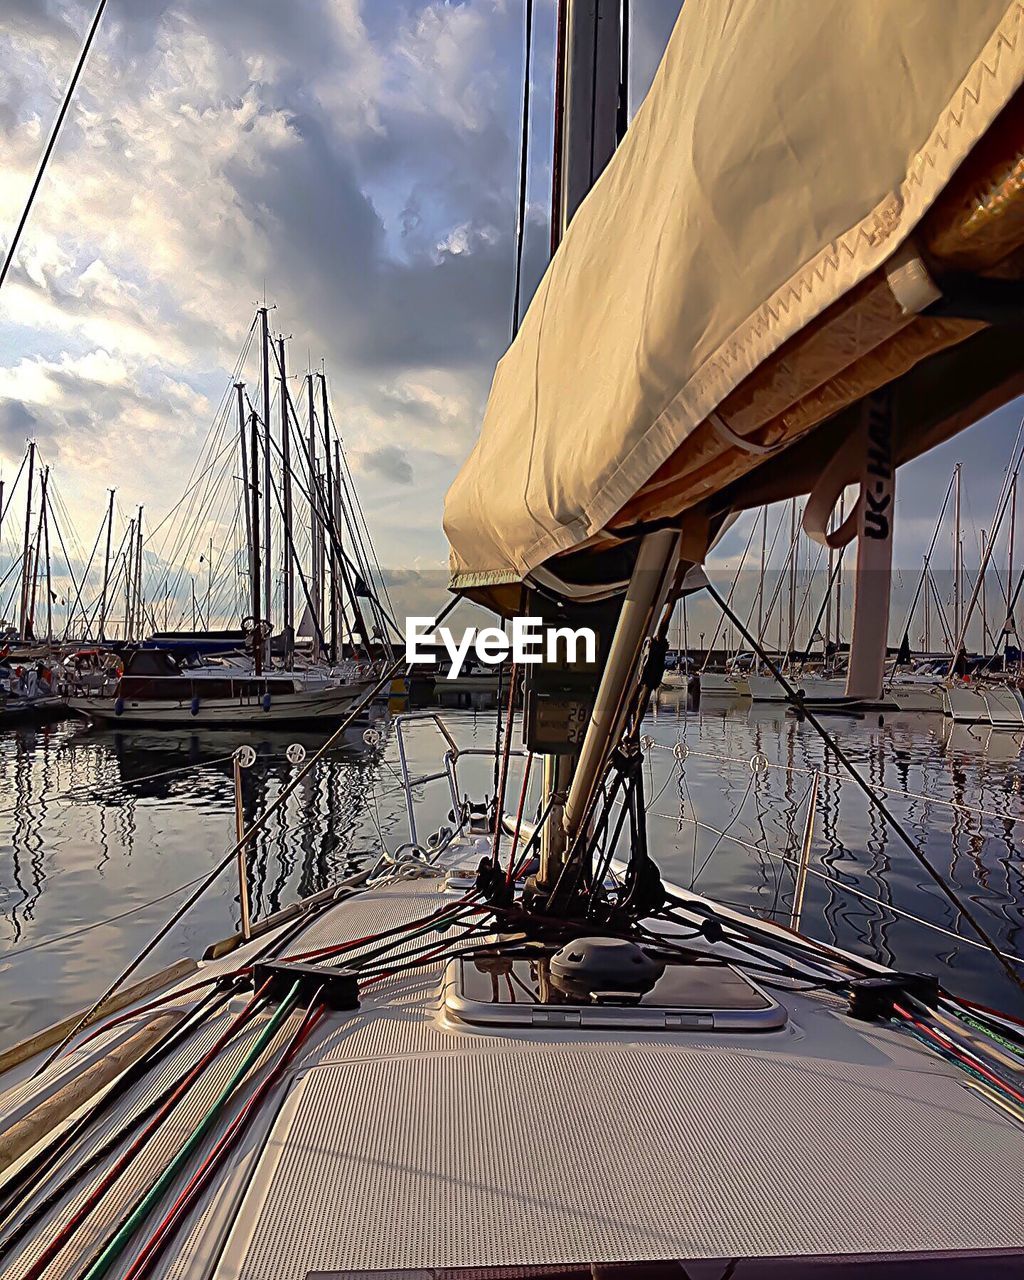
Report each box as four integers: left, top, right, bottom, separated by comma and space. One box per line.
0, 0, 1020, 634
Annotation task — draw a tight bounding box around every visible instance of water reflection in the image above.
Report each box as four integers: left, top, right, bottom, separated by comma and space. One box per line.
0, 697, 1022, 1049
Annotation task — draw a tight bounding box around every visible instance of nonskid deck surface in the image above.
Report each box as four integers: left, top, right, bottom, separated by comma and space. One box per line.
2, 851, 1024, 1279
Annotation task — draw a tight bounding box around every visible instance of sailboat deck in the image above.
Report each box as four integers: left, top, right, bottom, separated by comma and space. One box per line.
4, 860, 1024, 1278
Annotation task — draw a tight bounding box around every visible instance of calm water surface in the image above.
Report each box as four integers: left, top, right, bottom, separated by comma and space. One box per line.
0, 692, 1022, 1051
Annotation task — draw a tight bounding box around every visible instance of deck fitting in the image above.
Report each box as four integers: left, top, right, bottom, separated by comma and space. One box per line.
251, 960, 360, 1010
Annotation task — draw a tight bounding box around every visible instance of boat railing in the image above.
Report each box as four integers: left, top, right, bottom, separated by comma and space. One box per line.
393, 711, 528, 850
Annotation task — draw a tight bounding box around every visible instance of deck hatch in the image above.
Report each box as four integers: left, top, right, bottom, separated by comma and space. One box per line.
443, 956, 786, 1031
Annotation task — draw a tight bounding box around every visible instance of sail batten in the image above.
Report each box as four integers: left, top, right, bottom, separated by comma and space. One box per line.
446, 0, 1024, 604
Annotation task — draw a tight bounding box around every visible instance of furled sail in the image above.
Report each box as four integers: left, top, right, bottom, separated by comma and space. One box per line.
445, 0, 1024, 608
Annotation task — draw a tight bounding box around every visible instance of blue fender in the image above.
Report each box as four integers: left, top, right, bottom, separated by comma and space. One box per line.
190, 696, 200, 716
114, 697, 125, 717
262, 692, 272, 712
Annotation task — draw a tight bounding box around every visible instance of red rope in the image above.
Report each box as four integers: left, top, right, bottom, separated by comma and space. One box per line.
506, 751, 534, 885
895, 1003, 1024, 1106
20, 982, 272, 1280
491, 663, 519, 866
122, 1001, 327, 1280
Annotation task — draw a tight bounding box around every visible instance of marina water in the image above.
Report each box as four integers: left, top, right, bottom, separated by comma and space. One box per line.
0, 694, 1022, 1051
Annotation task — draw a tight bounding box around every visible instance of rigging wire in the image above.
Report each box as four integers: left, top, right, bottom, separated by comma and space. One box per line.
706, 578, 1024, 1001
0, 0, 108, 293
511, 0, 535, 336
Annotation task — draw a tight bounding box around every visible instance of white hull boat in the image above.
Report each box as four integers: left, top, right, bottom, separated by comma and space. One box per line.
68, 650, 374, 728
747, 674, 898, 709
886, 679, 945, 713
69, 682, 368, 727
944, 683, 995, 725
699, 671, 750, 697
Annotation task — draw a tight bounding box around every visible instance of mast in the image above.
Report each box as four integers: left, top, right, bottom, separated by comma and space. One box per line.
26, 464, 47, 642
333, 439, 347, 660
98, 488, 115, 643
124, 517, 135, 641
981, 529, 988, 656
1009, 472, 1017, 651
235, 382, 252, 608
18, 441, 35, 640
260, 306, 272, 645
953, 462, 962, 648
42, 469, 52, 643
757, 506, 767, 651
249, 408, 263, 675
320, 371, 339, 663
306, 373, 321, 661
787, 498, 797, 663
278, 336, 294, 658
555, 0, 622, 236
539, 0, 623, 891
135, 505, 144, 642
924, 563, 931, 652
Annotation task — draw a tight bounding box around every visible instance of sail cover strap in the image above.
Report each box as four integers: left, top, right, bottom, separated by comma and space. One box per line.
706, 410, 783, 457
803, 390, 896, 700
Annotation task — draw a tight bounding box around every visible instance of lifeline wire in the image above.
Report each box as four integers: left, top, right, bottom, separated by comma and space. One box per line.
707, 579, 1024, 1002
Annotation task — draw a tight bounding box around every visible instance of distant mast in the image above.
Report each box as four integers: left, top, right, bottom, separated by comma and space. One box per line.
249, 408, 263, 675
98, 486, 115, 643
18, 441, 36, 640
260, 306, 272, 650
278, 335, 294, 660
306, 373, 321, 661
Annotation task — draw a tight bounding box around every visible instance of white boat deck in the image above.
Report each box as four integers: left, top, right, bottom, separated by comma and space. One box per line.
3, 844, 1024, 1278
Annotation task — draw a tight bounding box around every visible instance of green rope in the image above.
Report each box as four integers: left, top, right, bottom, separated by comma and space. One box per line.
83, 981, 301, 1280
947, 1006, 1024, 1067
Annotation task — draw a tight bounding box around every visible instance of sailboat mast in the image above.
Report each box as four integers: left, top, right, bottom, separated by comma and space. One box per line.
1009, 472, 1017, 652
320, 371, 338, 663
953, 462, 962, 646
982, 529, 988, 655
306, 373, 321, 661
235, 382, 253, 610
757, 506, 767, 648
28, 464, 49, 643
539, 0, 623, 892
98, 486, 114, 643
260, 306, 272, 646
333, 439, 347, 659
249, 408, 263, 676
18, 441, 35, 640
787, 498, 796, 661
278, 336, 294, 657
135, 505, 144, 642
124, 517, 135, 640
42, 473, 52, 644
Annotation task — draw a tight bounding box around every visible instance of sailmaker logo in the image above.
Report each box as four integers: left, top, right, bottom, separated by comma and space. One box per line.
405, 617, 597, 679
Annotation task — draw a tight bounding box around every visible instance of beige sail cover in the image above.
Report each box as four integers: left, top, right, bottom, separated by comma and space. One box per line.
445, 0, 1024, 593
